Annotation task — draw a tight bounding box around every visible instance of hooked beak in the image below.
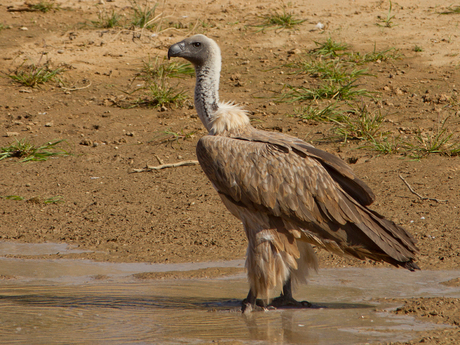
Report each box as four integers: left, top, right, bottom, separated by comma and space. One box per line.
167, 42, 185, 60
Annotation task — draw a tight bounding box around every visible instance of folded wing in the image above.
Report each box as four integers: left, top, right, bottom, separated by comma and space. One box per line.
197, 133, 418, 270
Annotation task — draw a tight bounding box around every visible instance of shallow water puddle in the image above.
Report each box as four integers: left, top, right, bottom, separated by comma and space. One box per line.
0, 241, 91, 256
0, 244, 459, 344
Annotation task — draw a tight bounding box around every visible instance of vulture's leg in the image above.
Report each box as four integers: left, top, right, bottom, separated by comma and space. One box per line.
269, 277, 312, 308
241, 289, 256, 313
241, 289, 267, 313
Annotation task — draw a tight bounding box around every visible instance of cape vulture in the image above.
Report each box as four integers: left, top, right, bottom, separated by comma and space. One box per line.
168, 34, 419, 312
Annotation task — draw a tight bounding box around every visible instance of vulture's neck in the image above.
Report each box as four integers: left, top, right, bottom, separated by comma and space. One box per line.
194, 57, 250, 135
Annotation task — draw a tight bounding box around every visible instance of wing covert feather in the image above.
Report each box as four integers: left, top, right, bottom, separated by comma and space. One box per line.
234, 129, 376, 206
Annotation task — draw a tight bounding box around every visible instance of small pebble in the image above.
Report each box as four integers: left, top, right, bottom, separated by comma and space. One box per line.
315, 22, 325, 30
80, 139, 93, 146
287, 48, 301, 55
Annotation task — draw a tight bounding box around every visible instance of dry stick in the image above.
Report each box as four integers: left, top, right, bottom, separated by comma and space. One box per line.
398, 174, 447, 203
154, 154, 164, 165
132, 160, 199, 173
7, 6, 36, 12
60, 81, 92, 92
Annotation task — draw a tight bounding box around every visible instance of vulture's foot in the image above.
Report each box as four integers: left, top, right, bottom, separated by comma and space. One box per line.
269, 295, 312, 309
242, 289, 271, 313
241, 298, 268, 313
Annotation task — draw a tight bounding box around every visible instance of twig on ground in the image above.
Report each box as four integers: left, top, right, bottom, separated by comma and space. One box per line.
60, 81, 92, 92
132, 160, 199, 172
7, 5, 36, 12
399, 174, 447, 203
154, 154, 164, 165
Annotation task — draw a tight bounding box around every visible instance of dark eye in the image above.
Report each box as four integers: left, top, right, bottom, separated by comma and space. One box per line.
193, 42, 201, 47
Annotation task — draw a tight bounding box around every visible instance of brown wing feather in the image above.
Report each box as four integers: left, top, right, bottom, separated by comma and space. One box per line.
197, 134, 418, 269
233, 129, 376, 206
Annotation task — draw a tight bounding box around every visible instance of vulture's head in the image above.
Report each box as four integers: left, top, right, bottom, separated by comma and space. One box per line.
168, 34, 221, 67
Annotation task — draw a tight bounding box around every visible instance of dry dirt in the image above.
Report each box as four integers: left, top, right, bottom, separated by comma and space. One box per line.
0, 0, 460, 343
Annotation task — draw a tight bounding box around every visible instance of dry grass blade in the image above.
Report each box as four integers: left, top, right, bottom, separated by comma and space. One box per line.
132, 160, 199, 172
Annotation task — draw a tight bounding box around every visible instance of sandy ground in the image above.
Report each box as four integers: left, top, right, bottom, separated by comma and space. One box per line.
0, 0, 459, 343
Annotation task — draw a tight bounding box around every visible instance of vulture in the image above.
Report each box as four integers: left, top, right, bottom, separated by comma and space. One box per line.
167, 34, 419, 312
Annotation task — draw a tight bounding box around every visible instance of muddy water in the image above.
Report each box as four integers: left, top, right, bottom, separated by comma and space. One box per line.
0, 243, 459, 344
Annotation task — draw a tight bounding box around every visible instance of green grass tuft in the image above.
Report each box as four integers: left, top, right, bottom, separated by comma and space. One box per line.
405, 118, 460, 159
9, 61, 63, 87
292, 103, 339, 122
255, 6, 305, 32
140, 56, 194, 80
124, 56, 192, 108
150, 128, 197, 147
30, 1, 59, 13
349, 45, 401, 63
0, 23, 10, 31
361, 134, 402, 154
129, 0, 158, 29
0, 195, 24, 201
44, 196, 65, 204
0, 139, 70, 162
91, 9, 123, 28
310, 37, 349, 57
133, 81, 187, 108
290, 59, 370, 82
332, 104, 385, 142
439, 5, 460, 15
281, 80, 372, 102
376, 0, 397, 28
